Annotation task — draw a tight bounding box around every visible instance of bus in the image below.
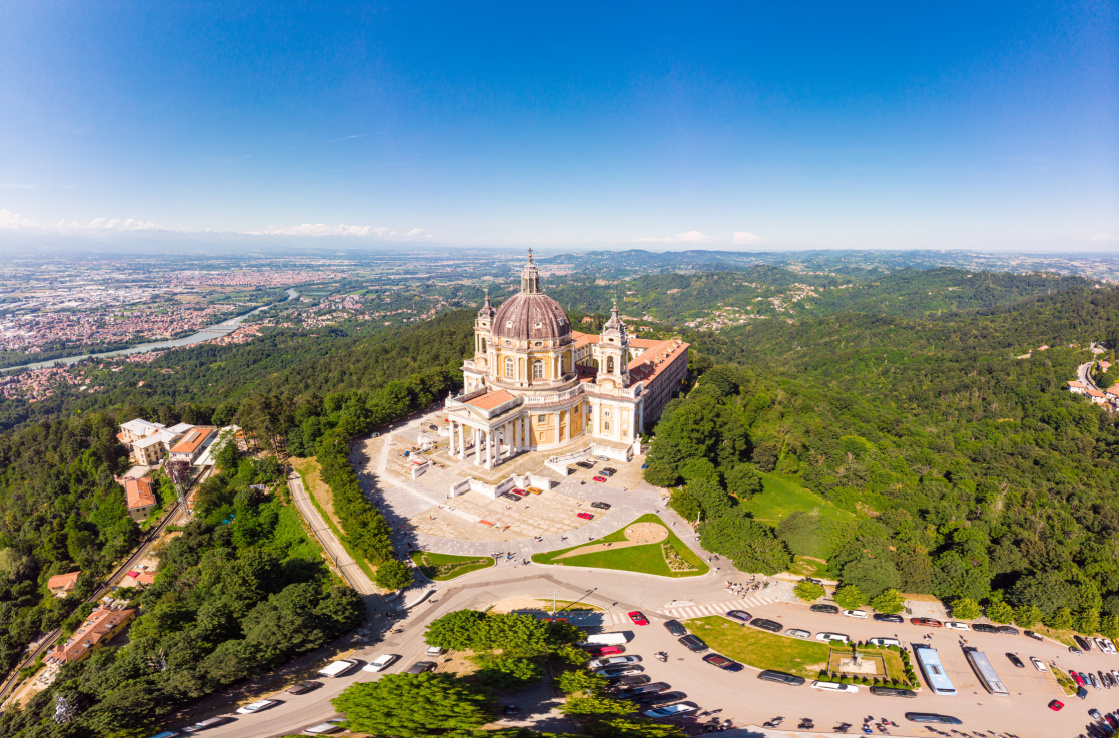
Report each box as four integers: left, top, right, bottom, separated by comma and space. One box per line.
912, 644, 957, 695
963, 647, 1009, 696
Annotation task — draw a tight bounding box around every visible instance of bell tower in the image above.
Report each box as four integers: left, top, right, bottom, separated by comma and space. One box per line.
596, 299, 629, 386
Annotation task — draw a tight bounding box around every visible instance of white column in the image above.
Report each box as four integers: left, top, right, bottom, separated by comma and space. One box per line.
485, 430, 494, 468
474, 427, 482, 465
448, 421, 456, 457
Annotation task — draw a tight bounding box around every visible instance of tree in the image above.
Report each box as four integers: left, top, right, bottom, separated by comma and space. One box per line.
752, 442, 778, 472
870, 589, 906, 615
725, 463, 762, 499
559, 693, 635, 716
332, 673, 491, 737
833, 584, 867, 610
587, 719, 687, 738
700, 513, 792, 575
1101, 614, 1119, 640
667, 488, 701, 521
556, 669, 608, 695
1014, 604, 1043, 629
1074, 607, 1101, 636
1046, 606, 1074, 631
474, 656, 543, 689
950, 597, 982, 621
643, 462, 679, 488
374, 559, 414, 591
793, 580, 825, 602
985, 598, 1015, 625
841, 556, 903, 599
424, 610, 487, 651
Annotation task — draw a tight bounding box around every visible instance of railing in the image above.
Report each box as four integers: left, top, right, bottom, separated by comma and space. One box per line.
523, 386, 583, 405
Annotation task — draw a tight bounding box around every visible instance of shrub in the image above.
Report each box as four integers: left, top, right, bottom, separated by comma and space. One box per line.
794, 580, 826, 602
833, 584, 867, 610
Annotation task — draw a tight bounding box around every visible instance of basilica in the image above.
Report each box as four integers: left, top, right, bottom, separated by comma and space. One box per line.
444, 251, 689, 469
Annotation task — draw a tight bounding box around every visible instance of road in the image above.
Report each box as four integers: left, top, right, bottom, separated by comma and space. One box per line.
190, 561, 1108, 738
287, 471, 377, 596
0, 501, 183, 706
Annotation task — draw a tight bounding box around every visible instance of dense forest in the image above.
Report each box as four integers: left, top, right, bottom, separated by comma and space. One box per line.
647, 285, 1119, 637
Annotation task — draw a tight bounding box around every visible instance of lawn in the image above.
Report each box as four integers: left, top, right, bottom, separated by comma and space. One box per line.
411, 551, 495, 581
740, 472, 856, 528
790, 556, 829, 578
683, 615, 829, 677
531, 514, 710, 577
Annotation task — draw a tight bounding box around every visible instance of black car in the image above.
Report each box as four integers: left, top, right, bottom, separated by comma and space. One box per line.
1070, 646, 1083, 655
870, 686, 917, 698
757, 670, 805, 686
601, 467, 617, 475
590, 502, 611, 510
622, 682, 669, 697
873, 613, 904, 623
702, 653, 742, 671
678, 634, 709, 653
1074, 635, 1094, 651
810, 604, 838, 614
1006, 653, 1024, 668
904, 713, 962, 725
286, 680, 321, 695
608, 674, 650, 687
972, 623, 998, 633
502, 492, 521, 502
724, 610, 751, 623
1100, 670, 1113, 689
635, 690, 687, 707
996, 625, 1019, 636
750, 618, 782, 632
576, 461, 594, 469
1024, 630, 1044, 641
663, 619, 686, 636
406, 661, 436, 674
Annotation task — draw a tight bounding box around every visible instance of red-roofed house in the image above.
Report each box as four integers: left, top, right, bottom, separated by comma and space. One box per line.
47, 605, 136, 664
117, 476, 159, 522
169, 426, 217, 464
47, 571, 81, 598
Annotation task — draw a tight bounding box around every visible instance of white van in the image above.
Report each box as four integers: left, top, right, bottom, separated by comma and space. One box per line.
317, 659, 358, 678
810, 680, 860, 693
869, 637, 901, 647
944, 621, 971, 631
580, 632, 628, 646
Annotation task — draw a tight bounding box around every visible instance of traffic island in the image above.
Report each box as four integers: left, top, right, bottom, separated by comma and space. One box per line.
411, 551, 496, 581
530, 514, 709, 577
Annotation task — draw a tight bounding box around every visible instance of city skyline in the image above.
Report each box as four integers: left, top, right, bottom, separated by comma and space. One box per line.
1, 2, 1116, 250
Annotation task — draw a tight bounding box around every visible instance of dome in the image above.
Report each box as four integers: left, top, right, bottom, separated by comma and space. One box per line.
492, 292, 571, 342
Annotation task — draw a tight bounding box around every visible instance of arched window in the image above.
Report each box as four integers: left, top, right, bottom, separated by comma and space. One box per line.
481, 338, 487, 354
606, 355, 615, 374
505, 357, 515, 378
533, 359, 544, 379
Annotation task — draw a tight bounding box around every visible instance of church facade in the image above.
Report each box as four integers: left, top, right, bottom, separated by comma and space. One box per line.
444, 251, 689, 469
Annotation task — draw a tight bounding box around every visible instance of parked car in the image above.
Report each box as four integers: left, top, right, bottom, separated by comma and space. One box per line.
678, 634, 708, 652
635, 690, 687, 707
1100, 670, 1113, 688
751, 618, 782, 632
1074, 635, 1094, 651
757, 670, 805, 686
870, 686, 917, 698
1070, 646, 1083, 655
1097, 638, 1119, 654
607, 675, 650, 687
182, 717, 235, 733
811, 604, 839, 614
286, 681, 321, 695
511, 488, 528, 497
628, 611, 648, 626
426, 646, 445, 656
724, 610, 751, 623
601, 467, 618, 475
910, 617, 942, 627
904, 713, 963, 725
1076, 686, 1088, 699
1030, 657, 1048, 672
1088, 672, 1100, 689
815, 632, 851, 644
869, 637, 900, 647
1025, 630, 1044, 641
1071, 671, 1087, 687
843, 609, 868, 619
406, 661, 437, 674
589, 655, 641, 669
1048, 700, 1064, 711
873, 613, 903, 623
590, 502, 611, 510
594, 454, 610, 461
621, 682, 669, 697
577, 512, 594, 521
584, 645, 626, 657
642, 703, 697, 718
576, 461, 593, 469
702, 653, 742, 671
595, 665, 643, 677
785, 628, 811, 639
997, 625, 1020, 636
236, 700, 279, 715
301, 718, 346, 735
944, 621, 971, 631
592, 476, 607, 483
972, 623, 999, 633
663, 619, 686, 636
1006, 653, 1025, 668
810, 680, 860, 693
527, 487, 543, 495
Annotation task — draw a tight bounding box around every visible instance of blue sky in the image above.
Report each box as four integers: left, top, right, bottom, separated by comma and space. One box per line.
0, 1, 1116, 249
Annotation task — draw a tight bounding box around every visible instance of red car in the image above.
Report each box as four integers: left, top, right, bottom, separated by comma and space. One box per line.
1048, 699, 1064, 711
629, 611, 649, 626
584, 645, 625, 656
577, 512, 594, 521
1070, 671, 1086, 687
512, 488, 528, 496
592, 475, 607, 483
910, 617, 943, 628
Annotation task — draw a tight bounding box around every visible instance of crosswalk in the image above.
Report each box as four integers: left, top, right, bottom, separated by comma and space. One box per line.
660, 595, 776, 620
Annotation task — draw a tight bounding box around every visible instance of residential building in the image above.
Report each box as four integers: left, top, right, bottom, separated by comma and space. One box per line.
117, 475, 159, 522
47, 571, 81, 597
169, 426, 217, 464
47, 605, 136, 664
118, 418, 165, 447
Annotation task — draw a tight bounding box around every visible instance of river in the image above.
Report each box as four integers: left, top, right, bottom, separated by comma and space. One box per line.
3, 288, 300, 372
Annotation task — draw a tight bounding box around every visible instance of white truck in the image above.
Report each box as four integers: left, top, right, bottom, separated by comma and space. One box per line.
579, 632, 629, 646
317, 659, 358, 678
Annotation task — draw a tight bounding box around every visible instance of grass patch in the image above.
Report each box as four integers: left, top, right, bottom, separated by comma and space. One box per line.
741, 473, 857, 528
531, 514, 709, 578
411, 551, 495, 581
790, 556, 829, 578
292, 462, 378, 583
683, 615, 828, 677
1053, 668, 1078, 696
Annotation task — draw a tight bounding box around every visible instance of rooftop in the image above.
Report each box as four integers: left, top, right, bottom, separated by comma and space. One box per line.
466, 389, 516, 410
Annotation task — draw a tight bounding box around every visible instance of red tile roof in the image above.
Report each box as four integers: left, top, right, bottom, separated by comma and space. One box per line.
49, 606, 136, 663
170, 426, 215, 454
466, 389, 516, 410
122, 476, 157, 510
47, 571, 80, 593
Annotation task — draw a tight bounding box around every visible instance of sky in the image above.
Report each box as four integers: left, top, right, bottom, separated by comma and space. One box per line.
0, 1, 1116, 250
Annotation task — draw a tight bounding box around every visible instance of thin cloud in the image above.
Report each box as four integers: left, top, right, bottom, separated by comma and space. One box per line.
635, 230, 710, 243
0, 209, 35, 228
732, 231, 760, 244
1086, 233, 1117, 242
